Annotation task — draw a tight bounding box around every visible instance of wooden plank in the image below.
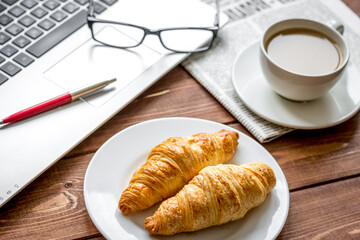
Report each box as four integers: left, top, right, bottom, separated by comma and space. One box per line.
278, 176, 360, 239
1, 151, 359, 239
66, 66, 236, 158
262, 113, 360, 190
67, 98, 360, 192
343, 0, 360, 16
0, 153, 98, 240
230, 116, 360, 191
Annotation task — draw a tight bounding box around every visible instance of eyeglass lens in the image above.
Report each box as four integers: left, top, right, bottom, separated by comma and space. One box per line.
92, 22, 214, 52
160, 29, 214, 52
92, 23, 146, 48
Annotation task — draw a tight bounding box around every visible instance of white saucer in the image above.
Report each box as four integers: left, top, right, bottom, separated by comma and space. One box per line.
232, 42, 360, 129
84, 117, 289, 240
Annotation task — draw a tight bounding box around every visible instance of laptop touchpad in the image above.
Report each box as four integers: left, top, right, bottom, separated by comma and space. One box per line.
43, 26, 162, 108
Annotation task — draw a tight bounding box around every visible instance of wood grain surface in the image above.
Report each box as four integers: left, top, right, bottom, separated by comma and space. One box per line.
1, 1, 360, 239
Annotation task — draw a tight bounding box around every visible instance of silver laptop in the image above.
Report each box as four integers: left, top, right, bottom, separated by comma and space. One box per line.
0, 0, 226, 207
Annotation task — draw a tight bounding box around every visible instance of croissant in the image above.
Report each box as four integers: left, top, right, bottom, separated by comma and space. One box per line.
145, 162, 276, 235
119, 129, 239, 215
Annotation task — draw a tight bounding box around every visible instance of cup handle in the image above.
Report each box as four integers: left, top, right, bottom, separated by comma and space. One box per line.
327, 20, 344, 35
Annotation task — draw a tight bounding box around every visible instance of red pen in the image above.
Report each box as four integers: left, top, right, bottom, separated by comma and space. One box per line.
0, 78, 117, 125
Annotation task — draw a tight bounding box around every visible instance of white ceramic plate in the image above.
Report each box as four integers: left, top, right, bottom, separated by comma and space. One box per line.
84, 117, 289, 240
232, 42, 360, 129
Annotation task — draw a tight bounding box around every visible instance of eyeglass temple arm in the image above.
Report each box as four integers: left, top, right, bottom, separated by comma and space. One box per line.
88, 0, 95, 17
214, 0, 220, 27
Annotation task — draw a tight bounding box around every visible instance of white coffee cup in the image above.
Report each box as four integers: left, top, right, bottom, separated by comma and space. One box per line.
260, 18, 350, 101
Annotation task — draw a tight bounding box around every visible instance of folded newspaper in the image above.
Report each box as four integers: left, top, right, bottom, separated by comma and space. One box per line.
183, 0, 360, 142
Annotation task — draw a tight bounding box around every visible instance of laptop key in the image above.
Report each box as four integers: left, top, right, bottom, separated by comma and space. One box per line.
0, 61, 21, 76
27, 10, 87, 58
25, 27, 43, 39
0, 72, 8, 85
43, 0, 60, 10
12, 35, 31, 48
0, 32, 11, 44
93, 2, 106, 14
0, 44, 18, 57
31, 7, 48, 18
0, 14, 14, 26
75, 0, 89, 5
0, 4, 7, 13
21, 0, 38, 9
0, 55, 5, 64
62, 2, 79, 13
100, 0, 117, 6
13, 52, 34, 67
3, 0, 19, 6
19, 15, 36, 27
50, 10, 67, 22
6, 23, 24, 36
38, 18, 55, 30
9, 6, 26, 17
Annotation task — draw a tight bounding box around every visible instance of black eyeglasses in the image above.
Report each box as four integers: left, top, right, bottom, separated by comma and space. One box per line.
87, 0, 220, 53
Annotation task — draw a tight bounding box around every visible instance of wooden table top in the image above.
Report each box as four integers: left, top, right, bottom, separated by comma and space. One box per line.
1, 1, 360, 239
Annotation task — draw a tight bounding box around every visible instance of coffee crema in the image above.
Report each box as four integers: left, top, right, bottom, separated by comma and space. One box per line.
266, 28, 343, 75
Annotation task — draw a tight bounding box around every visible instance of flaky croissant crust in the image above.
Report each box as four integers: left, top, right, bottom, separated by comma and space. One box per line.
119, 130, 239, 215
145, 162, 276, 235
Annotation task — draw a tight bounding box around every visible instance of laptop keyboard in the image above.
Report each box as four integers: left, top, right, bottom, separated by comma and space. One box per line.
0, 0, 117, 85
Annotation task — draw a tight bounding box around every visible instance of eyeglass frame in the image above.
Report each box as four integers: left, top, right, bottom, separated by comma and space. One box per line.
87, 0, 220, 53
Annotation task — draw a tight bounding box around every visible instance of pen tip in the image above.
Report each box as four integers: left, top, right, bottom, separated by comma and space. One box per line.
108, 78, 117, 84
0, 120, 3, 124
